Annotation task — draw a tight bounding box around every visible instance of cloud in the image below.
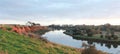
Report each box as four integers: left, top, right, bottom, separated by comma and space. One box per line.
0, 0, 120, 25
0, 19, 26, 24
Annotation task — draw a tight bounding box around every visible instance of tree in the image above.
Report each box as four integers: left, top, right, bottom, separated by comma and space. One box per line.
104, 23, 111, 29
100, 34, 103, 38
86, 29, 93, 37
113, 35, 118, 40
111, 30, 115, 37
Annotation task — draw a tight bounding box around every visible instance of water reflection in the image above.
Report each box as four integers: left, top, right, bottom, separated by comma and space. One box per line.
73, 37, 119, 49
70, 34, 119, 49
113, 44, 118, 48
42, 30, 120, 54
85, 41, 118, 49
87, 41, 93, 45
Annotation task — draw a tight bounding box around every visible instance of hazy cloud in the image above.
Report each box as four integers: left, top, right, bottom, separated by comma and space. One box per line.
0, 0, 120, 25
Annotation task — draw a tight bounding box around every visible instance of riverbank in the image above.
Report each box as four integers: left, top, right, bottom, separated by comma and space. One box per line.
64, 31, 120, 45
0, 29, 81, 54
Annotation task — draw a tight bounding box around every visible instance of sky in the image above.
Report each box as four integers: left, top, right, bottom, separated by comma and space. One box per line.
0, 0, 120, 25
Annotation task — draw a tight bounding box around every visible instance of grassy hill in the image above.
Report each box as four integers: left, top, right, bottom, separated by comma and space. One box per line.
0, 29, 80, 54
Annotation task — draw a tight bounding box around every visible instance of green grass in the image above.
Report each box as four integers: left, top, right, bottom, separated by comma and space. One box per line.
0, 29, 80, 54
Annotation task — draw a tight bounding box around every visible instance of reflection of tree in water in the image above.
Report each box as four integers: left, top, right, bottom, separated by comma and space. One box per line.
81, 42, 107, 54
105, 44, 111, 49
100, 43, 103, 46
86, 41, 119, 49
113, 44, 118, 48
87, 41, 93, 45
105, 43, 118, 49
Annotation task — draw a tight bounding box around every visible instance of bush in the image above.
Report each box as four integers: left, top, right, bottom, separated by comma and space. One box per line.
82, 46, 107, 54
6, 27, 12, 31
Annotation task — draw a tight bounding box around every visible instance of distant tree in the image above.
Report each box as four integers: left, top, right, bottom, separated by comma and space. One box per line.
111, 30, 115, 37
86, 29, 93, 37
104, 23, 111, 29
96, 27, 102, 34
113, 35, 118, 40
100, 34, 103, 38
108, 36, 112, 40
100, 31, 103, 38
105, 33, 111, 40
91, 28, 96, 34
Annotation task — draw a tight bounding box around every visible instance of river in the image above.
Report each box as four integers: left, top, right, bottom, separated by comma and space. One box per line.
42, 30, 120, 54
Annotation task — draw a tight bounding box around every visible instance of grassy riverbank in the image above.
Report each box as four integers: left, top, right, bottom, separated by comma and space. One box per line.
0, 29, 80, 54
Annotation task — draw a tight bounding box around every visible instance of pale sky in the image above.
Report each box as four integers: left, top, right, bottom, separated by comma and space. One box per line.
0, 0, 120, 25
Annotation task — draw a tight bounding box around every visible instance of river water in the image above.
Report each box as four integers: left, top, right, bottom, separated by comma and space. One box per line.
42, 30, 120, 54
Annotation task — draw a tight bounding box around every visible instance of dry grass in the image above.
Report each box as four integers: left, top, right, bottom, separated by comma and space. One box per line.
0, 51, 8, 54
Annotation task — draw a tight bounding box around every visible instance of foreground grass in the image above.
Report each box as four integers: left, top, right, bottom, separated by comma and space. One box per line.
0, 30, 80, 54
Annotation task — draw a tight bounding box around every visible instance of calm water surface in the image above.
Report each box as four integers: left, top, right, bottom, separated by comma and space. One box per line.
42, 30, 120, 54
